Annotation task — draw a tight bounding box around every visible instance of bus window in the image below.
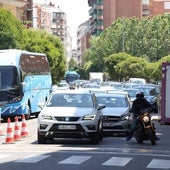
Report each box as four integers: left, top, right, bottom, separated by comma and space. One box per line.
65, 71, 80, 83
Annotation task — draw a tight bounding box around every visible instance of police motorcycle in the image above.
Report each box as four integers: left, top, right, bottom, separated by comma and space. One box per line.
133, 108, 156, 145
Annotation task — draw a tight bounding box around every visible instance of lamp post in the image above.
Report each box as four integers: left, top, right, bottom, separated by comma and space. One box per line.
156, 26, 158, 61
122, 18, 125, 52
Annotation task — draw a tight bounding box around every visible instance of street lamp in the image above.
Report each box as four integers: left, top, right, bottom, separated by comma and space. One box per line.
122, 18, 125, 52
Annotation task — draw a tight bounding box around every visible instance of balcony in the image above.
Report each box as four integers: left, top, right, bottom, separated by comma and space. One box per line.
97, 25, 104, 30
97, 15, 103, 20
97, 5, 103, 10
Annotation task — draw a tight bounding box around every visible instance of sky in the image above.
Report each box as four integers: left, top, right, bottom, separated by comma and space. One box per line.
34, 0, 90, 48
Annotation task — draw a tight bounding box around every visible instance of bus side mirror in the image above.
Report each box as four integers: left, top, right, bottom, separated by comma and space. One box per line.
21, 82, 26, 86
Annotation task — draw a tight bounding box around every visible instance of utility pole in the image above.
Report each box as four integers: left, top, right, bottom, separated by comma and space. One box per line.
122, 18, 125, 52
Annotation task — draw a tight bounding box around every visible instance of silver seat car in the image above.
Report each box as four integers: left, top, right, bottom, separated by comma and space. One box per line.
95, 92, 132, 136
37, 89, 105, 144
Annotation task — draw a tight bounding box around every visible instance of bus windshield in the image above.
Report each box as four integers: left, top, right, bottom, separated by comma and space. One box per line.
65, 71, 80, 83
0, 66, 19, 90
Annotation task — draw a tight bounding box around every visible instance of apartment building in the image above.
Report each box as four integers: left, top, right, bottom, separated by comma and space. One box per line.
78, 0, 170, 66
149, 0, 170, 17
76, 21, 90, 66
0, 0, 32, 27
88, 0, 142, 36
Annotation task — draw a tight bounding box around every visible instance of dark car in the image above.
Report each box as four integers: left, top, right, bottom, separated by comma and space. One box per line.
133, 86, 159, 113
95, 92, 132, 136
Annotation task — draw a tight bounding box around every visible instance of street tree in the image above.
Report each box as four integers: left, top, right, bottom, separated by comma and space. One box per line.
20, 29, 66, 84
0, 8, 23, 49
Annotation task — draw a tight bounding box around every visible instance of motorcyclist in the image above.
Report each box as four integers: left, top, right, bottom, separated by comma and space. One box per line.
126, 91, 160, 141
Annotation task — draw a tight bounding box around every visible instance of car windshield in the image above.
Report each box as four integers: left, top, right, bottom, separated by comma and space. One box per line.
124, 89, 138, 98
47, 93, 93, 107
138, 88, 157, 96
97, 96, 128, 107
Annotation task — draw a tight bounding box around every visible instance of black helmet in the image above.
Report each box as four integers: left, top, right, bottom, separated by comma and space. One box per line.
136, 91, 144, 99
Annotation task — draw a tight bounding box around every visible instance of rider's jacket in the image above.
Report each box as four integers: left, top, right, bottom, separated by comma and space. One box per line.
132, 98, 152, 118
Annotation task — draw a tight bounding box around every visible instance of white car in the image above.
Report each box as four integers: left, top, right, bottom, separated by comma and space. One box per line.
95, 92, 132, 136
37, 89, 105, 144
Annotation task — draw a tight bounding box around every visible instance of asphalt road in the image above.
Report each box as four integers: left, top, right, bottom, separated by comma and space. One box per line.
0, 116, 170, 170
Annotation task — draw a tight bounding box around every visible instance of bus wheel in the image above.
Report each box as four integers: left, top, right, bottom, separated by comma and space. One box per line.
25, 106, 31, 120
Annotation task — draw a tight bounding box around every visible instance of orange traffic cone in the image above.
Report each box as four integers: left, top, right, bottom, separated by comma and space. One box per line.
5, 118, 15, 144
0, 122, 4, 136
14, 116, 21, 141
21, 114, 28, 138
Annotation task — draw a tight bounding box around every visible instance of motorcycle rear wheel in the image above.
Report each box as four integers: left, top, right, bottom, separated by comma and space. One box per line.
148, 128, 156, 145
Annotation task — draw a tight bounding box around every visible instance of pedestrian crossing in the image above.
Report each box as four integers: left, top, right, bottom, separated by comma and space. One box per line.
1, 154, 170, 169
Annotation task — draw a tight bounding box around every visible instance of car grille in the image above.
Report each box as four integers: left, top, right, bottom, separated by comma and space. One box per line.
55, 117, 80, 121
103, 115, 120, 122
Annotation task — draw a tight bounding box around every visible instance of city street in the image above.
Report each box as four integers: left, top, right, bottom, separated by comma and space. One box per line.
0, 116, 170, 170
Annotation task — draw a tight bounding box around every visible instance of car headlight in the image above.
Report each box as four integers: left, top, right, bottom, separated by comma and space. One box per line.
121, 113, 130, 121
41, 114, 52, 120
143, 116, 149, 122
83, 114, 96, 120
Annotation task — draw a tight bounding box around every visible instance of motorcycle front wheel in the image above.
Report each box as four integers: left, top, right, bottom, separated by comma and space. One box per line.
148, 128, 156, 145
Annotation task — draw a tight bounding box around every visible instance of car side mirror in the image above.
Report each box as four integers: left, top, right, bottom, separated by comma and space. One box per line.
97, 104, 106, 110
38, 102, 45, 109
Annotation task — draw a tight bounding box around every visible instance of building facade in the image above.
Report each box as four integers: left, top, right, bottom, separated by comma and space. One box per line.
149, 0, 170, 17
77, 21, 90, 66
88, 0, 142, 36
0, 0, 33, 27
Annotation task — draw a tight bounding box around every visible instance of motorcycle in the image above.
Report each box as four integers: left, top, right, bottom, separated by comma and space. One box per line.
133, 109, 156, 145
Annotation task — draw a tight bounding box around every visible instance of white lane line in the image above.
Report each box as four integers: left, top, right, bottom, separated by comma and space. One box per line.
58, 156, 92, 164
102, 157, 132, 166
147, 159, 170, 169
15, 154, 50, 163
0, 154, 10, 159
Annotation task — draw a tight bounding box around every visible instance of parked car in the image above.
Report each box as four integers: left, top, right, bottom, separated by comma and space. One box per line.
133, 85, 159, 113
95, 93, 132, 136
37, 89, 105, 144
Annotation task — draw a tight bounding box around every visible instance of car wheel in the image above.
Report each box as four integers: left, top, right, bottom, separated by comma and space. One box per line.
38, 132, 47, 144
90, 120, 103, 144
99, 120, 103, 141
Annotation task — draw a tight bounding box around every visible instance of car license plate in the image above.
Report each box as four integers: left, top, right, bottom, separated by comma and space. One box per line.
58, 125, 76, 130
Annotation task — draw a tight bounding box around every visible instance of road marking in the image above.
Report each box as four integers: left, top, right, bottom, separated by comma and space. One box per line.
15, 154, 50, 163
58, 156, 92, 164
147, 159, 170, 169
0, 154, 10, 159
102, 157, 132, 166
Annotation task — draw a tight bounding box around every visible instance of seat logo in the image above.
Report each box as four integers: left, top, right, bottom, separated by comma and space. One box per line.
65, 117, 69, 121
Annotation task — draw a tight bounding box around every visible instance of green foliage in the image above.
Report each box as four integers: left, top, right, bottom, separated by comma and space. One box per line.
0, 8, 66, 84
83, 14, 170, 82
20, 29, 66, 84
0, 8, 23, 49
68, 58, 78, 70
